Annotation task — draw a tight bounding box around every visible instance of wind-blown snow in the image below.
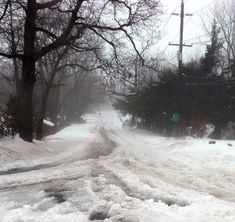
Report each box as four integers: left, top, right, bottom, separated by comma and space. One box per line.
0, 109, 235, 222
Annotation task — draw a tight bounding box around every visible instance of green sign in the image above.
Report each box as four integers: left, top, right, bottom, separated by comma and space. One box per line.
172, 113, 180, 123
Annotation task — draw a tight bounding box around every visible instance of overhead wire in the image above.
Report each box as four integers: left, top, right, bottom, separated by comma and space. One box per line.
159, 0, 182, 56
161, 1, 193, 55
176, 0, 218, 41
184, 33, 211, 42
182, 0, 220, 46
161, 17, 191, 54
175, 0, 218, 47
161, 0, 218, 62
159, 0, 182, 33
191, 41, 211, 45
191, 0, 217, 15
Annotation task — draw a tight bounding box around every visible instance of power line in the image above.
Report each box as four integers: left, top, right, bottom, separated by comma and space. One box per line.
182, 16, 193, 31
161, 0, 217, 56
168, 0, 193, 79
166, 12, 193, 48
184, 33, 210, 42
161, 18, 192, 55
182, 0, 218, 41
182, 46, 191, 58
178, 0, 219, 47
159, 0, 181, 33
160, 1, 183, 56
192, 0, 217, 15
191, 40, 211, 45
161, 3, 192, 56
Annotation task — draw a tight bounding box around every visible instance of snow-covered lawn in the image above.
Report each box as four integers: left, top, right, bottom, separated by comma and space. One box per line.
0, 110, 235, 222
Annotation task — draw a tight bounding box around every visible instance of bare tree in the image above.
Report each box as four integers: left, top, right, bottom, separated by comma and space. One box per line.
35, 44, 100, 139
0, 0, 161, 141
57, 69, 104, 126
212, 0, 235, 79
35, 46, 69, 140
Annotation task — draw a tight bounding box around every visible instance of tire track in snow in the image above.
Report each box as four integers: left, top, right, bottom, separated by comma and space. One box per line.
103, 130, 235, 204
0, 128, 116, 176
0, 128, 117, 190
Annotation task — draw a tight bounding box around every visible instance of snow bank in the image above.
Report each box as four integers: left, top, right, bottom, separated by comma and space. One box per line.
0, 122, 100, 172
43, 119, 55, 127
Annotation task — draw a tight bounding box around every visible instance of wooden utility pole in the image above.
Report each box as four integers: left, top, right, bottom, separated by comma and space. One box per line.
169, 0, 192, 136
169, 0, 192, 77
179, 0, 184, 78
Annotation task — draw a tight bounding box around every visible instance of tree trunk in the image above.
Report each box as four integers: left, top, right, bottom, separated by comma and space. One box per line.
52, 84, 61, 131
35, 46, 70, 140
18, 0, 37, 142
36, 86, 50, 140
18, 78, 35, 142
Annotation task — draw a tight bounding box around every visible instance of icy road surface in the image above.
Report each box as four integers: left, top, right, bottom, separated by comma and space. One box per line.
0, 110, 235, 222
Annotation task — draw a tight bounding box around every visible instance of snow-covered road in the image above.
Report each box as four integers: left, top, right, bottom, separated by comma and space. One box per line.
0, 110, 235, 222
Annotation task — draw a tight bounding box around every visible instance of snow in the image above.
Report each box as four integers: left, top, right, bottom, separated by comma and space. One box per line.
43, 119, 55, 127
0, 108, 235, 221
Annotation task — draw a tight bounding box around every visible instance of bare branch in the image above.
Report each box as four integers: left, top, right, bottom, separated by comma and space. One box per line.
0, 52, 24, 59
15, 0, 27, 11
77, 22, 132, 32
0, 0, 10, 21
89, 27, 119, 60
57, 63, 101, 72
0, 71, 13, 83
36, 27, 58, 39
35, 0, 85, 59
121, 28, 144, 64
71, 44, 100, 53
36, 0, 62, 10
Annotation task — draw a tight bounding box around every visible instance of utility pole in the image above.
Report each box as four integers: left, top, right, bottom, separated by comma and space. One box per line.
179, 0, 184, 78
169, 0, 192, 77
169, 0, 192, 136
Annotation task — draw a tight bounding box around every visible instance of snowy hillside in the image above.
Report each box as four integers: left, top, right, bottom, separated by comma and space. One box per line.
0, 110, 235, 222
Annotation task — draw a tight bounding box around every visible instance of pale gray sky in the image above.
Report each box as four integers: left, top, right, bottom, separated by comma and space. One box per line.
159, 0, 219, 65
